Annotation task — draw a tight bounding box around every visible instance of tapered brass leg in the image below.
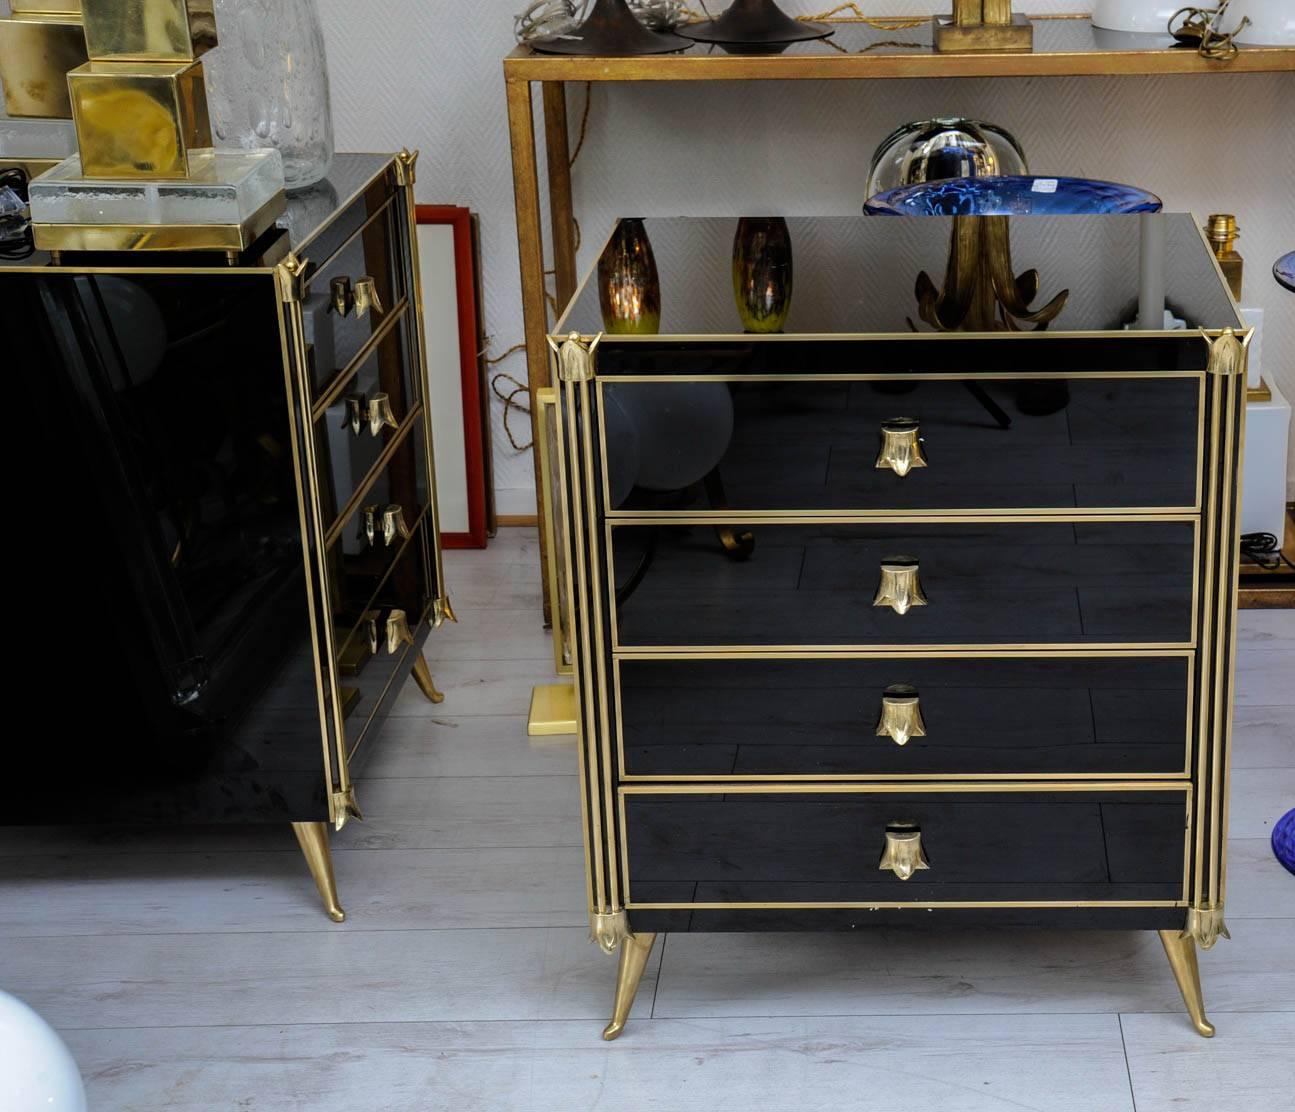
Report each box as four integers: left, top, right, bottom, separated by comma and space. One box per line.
1159, 930, 1215, 1038
291, 822, 346, 923
411, 655, 445, 704
603, 932, 657, 1041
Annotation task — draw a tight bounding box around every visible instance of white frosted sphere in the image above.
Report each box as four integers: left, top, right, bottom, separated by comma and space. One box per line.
0, 992, 87, 1112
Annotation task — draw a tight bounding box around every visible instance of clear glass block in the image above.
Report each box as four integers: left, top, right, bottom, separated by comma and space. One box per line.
0, 117, 79, 160
203, 0, 335, 190
29, 148, 285, 225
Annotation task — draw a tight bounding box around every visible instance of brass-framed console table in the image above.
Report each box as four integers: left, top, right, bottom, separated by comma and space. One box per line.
503, 15, 1295, 614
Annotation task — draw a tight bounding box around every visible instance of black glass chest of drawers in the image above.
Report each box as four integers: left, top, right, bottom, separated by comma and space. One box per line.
2, 152, 453, 921
545, 213, 1249, 1040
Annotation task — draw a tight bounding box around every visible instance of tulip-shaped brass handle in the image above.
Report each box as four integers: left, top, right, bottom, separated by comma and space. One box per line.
879, 823, 930, 881
875, 418, 927, 478
381, 504, 411, 548
342, 393, 367, 435
354, 276, 385, 318
874, 557, 928, 616
367, 393, 398, 437
360, 505, 379, 548
386, 609, 414, 655
876, 684, 926, 746
363, 609, 382, 657
330, 277, 353, 316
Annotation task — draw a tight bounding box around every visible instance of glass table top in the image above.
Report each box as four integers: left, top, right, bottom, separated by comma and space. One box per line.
558, 213, 1244, 338
514, 15, 1291, 67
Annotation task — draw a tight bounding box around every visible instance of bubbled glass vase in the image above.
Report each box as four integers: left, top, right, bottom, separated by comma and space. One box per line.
204, 0, 334, 190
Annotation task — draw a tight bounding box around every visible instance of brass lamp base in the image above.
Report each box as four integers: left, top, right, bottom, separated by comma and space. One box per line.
678, 0, 832, 46
33, 191, 285, 254
531, 0, 688, 56
934, 13, 1034, 53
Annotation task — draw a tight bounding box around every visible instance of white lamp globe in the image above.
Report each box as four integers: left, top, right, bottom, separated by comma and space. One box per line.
1090, 3, 1180, 33
0, 992, 88, 1112
1234, 1, 1295, 44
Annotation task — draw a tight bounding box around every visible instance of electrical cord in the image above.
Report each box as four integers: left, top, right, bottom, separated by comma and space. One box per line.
1240, 532, 1295, 572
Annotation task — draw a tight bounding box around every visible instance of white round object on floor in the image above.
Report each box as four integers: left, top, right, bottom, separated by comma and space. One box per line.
1234, 1, 1295, 44
1090, 2, 1179, 33
0, 992, 87, 1112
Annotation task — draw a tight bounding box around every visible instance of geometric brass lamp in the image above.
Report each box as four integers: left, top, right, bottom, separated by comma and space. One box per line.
24, 0, 287, 256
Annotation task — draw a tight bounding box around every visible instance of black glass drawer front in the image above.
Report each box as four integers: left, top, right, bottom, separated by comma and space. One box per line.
334, 524, 429, 733
611, 521, 1196, 647
618, 656, 1191, 778
303, 198, 406, 395
327, 431, 429, 632
602, 377, 1201, 513
622, 790, 1188, 906
317, 327, 421, 535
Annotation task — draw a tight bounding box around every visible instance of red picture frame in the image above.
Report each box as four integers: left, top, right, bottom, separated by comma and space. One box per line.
415, 205, 489, 548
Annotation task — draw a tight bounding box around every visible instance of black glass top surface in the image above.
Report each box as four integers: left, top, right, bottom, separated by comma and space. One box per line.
558, 214, 1243, 338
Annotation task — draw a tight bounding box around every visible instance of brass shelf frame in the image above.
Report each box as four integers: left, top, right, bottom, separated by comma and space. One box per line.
503, 16, 1293, 614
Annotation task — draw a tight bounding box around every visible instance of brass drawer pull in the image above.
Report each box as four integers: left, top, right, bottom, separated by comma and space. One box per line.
364, 609, 381, 656
360, 505, 379, 547
342, 393, 367, 435
879, 823, 930, 881
381, 504, 411, 548
874, 556, 927, 616
354, 276, 385, 318
875, 418, 927, 477
876, 684, 926, 747
330, 277, 352, 316
329, 276, 384, 318
367, 393, 398, 437
386, 609, 414, 655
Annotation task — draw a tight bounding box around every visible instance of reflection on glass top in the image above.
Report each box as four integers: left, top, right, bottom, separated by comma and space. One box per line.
523, 17, 1282, 60
558, 214, 1243, 338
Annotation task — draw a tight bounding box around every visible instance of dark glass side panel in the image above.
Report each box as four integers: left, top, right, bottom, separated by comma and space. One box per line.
624, 792, 1186, 905
315, 314, 420, 530
619, 656, 1190, 777
612, 521, 1196, 647
8, 273, 327, 824
303, 196, 405, 394
604, 377, 1200, 512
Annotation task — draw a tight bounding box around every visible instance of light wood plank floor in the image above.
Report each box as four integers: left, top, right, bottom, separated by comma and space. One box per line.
1, 528, 1291, 1111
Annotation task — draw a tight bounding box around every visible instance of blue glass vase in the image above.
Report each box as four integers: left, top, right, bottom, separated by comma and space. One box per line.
865, 176, 1163, 217
1274, 808, 1295, 875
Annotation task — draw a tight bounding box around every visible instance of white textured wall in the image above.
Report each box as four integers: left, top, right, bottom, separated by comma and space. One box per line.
316, 1, 1295, 513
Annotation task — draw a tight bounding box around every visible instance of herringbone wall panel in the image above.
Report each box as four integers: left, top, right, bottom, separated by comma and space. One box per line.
330, 3, 1295, 509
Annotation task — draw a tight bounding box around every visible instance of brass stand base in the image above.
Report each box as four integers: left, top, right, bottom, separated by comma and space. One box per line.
1159, 930, 1215, 1038
411, 655, 445, 704
934, 14, 1034, 53
603, 931, 657, 1041
528, 683, 578, 736
291, 821, 346, 923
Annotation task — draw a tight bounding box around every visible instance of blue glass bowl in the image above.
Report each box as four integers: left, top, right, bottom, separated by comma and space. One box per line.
1275, 809, 1295, 876
865, 175, 1164, 217
1275, 251, 1295, 293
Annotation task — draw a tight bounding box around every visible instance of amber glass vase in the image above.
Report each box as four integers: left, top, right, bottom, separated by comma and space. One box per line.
733, 217, 793, 333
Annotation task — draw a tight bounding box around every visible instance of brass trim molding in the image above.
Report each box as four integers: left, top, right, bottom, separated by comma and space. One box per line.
1183, 904, 1231, 950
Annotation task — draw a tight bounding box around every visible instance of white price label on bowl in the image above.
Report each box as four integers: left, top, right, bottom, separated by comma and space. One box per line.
1032, 179, 1059, 194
